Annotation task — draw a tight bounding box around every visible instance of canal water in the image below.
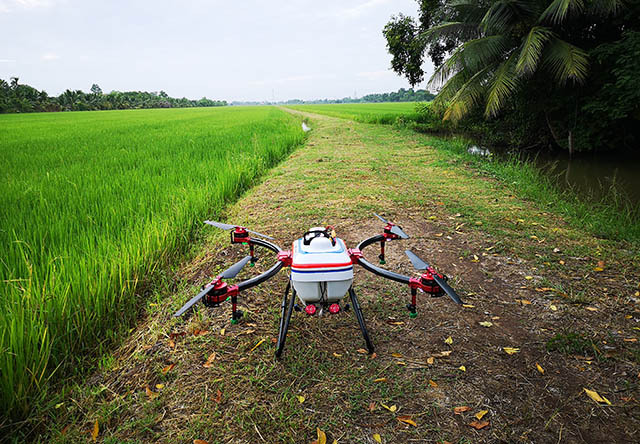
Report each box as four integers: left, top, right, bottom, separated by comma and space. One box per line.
527, 150, 640, 208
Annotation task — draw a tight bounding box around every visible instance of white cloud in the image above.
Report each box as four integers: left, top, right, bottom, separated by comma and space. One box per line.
341, 0, 392, 19
0, 58, 16, 62
249, 73, 337, 87
0, 0, 64, 13
357, 70, 394, 80
42, 52, 60, 61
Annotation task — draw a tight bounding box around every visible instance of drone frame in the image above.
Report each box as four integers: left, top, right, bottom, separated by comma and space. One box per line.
174, 222, 463, 357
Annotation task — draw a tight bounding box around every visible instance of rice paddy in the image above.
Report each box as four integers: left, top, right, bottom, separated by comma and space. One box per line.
0, 106, 305, 421
288, 102, 422, 124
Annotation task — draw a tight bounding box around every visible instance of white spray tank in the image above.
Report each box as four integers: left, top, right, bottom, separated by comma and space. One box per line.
291, 227, 353, 304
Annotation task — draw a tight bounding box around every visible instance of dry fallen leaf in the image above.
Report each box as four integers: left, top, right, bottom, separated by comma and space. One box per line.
426, 357, 435, 365
368, 402, 376, 412
397, 415, 417, 427
145, 386, 158, 400
445, 336, 453, 345
391, 352, 403, 358
550, 304, 558, 311
584, 388, 611, 405
373, 433, 382, 443
516, 299, 532, 305
462, 304, 475, 308
162, 363, 175, 374
316, 428, 327, 444
249, 338, 266, 352
585, 306, 598, 312
439, 350, 452, 357
454, 406, 471, 414
168, 339, 176, 349
479, 321, 493, 327
213, 389, 222, 404
357, 348, 368, 354
373, 377, 387, 383
219, 328, 226, 336
475, 410, 488, 420
458, 365, 466, 372
332, 352, 342, 357
297, 395, 305, 403
193, 440, 209, 444
203, 352, 216, 368
503, 347, 520, 355
381, 403, 397, 412
525, 276, 533, 280
91, 419, 99, 442
536, 363, 544, 375
428, 379, 438, 387
469, 420, 490, 430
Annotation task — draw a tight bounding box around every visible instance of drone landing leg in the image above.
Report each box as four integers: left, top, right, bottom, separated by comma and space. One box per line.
348, 287, 374, 353
275, 282, 296, 358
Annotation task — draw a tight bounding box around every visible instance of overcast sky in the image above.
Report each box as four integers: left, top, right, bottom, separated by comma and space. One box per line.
0, 0, 433, 102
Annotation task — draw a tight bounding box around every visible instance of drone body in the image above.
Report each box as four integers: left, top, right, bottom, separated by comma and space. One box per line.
174, 217, 463, 357
291, 228, 353, 305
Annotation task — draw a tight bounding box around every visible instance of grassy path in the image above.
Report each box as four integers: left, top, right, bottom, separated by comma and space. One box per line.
44, 110, 639, 444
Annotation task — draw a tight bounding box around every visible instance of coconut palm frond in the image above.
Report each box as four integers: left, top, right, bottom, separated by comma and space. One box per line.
539, 0, 584, 24
420, 22, 481, 44
443, 67, 493, 122
590, 0, 624, 16
429, 45, 467, 89
450, 0, 490, 26
515, 26, 555, 75
432, 69, 472, 109
485, 53, 520, 118
544, 37, 589, 84
480, 0, 537, 33
460, 35, 511, 72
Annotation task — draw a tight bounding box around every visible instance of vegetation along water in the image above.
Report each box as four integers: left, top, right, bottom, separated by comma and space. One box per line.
0, 106, 305, 422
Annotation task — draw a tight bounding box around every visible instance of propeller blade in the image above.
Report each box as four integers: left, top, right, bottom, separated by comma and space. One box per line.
246, 229, 274, 240
173, 255, 251, 317
173, 286, 211, 317
432, 274, 463, 305
204, 220, 274, 240
405, 250, 462, 304
204, 220, 236, 230
220, 255, 252, 279
373, 213, 389, 224
405, 250, 428, 270
390, 225, 410, 239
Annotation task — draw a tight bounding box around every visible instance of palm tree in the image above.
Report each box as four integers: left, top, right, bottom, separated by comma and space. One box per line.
426, 0, 624, 123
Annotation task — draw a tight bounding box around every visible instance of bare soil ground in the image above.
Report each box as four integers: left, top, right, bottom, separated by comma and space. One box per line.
45, 110, 639, 444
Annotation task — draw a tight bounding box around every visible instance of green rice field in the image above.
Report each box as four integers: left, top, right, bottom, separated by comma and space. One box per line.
288, 102, 422, 124
0, 106, 305, 421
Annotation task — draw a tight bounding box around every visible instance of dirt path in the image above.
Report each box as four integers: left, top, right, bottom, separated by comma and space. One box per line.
49, 110, 639, 444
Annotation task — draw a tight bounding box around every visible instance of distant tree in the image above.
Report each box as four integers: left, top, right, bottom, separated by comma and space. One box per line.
90, 84, 102, 95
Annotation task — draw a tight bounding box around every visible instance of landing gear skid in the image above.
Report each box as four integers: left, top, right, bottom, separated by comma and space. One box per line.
275, 284, 374, 358
275, 282, 296, 357
349, 287, 374, 353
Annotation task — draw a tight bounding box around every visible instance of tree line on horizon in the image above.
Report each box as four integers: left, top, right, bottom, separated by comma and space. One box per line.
0, 78, 227, 113
231, 88, 435, 106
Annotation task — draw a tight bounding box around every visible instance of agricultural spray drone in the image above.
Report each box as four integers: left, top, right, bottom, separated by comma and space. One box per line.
174, 215, 463, 356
